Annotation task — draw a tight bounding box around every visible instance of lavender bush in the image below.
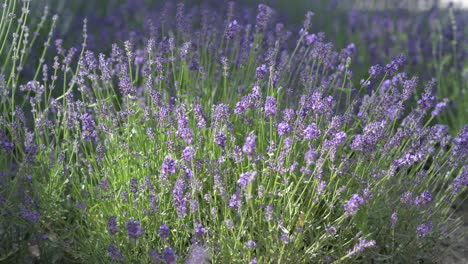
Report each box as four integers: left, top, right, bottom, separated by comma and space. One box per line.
0, 0, 467, 263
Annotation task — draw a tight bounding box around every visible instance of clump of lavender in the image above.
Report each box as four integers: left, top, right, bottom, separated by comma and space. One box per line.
0, 1, 466, 263
126, 218, 144, 241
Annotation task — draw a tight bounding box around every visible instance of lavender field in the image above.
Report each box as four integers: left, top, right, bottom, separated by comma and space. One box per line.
0, 0, 467, 263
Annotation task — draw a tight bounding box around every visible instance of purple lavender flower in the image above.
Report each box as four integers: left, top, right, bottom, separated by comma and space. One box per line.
173, 177, 187, 218
347, 237, 376, 257
246, 240, 257, 249
368, 64, 382, 78
277, 122, 291, 136
256, 4, 273, 30
225, 20, 239, 40
256, 64, 268, 79
305, 148, 317, 165
212, 104, 230, 125
163, 247, 177, 264
0, 130, 14, 154
130, 178, 138, 195
385, 54, 406, 76
149, 195, 158, 213
344, 194, 364, 216
242, 133, 257, 157
193, 103, 207, 128
194, 221, 207, 238
182, 146, 195, 163
107, 244, 124, 262
390, 212, 398, 228
400, 191, 413, 206
121, 191, 128, 203
108, 216, 119, 235
238, 171, 257, 189
303, 123, 320, 141
187, 245, 210, 264
414, 191, 432, 206
159, 224, 170, 239
432, 98, 449, 116
416, 221, 433, 238
264, 96, 277, 117
451, 166, 467, 194
126, 218, 144, 240
225, 219, 234, 230
81, 113, 98, 140
161, 157, 176, 176
332, 131, 347, 146
20, 208, 41, 222
215, 133, 227, 148
265, 204, 274, 221
453, 126, 468, 162
229, 192, 242, 211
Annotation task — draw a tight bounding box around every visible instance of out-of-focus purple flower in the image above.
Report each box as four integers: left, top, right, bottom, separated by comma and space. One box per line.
344, 194, 364, 216
163, 247, 177, 264
305, 33, 317, 45
149, 195, 158, 213
305, 148, 317, 166
432, 98, 449, 116
121, 191, 128, 203
161, 157, 176, 176
81, 113, 98, 140
149, 249, 162, 263
215, 133, 227, 148
212, 104, 230, 125
108, 216, 119, 235
173, 177, 187, 218
107, 244, 124, 262
332, 131, 347, 147
246, 240, 257, 249
194, 103, 207, 128
126, 218, 144, 240
182, 146, 195, 163
187, 245, 210, 264
416, 221, 433, 238
225, 20, 239, 40
400, 191, 413, 206
229, 192, 242, 211
242, 133, 257, 157
453, 126, 468, 162
238, 171, 257, 189
256, 4, 273, 30
265, 204, 274, 221
264, 96, 277, 117
451, 166, 467, 194
368, 64, 382, 78
414, 191, 432, 206
20, 208, 41, 222
385, 54, 406, 76
347, 237, 376, 257
159, 224, 170, 239
256, 64, 268, 79
130, 178, 138, 195
317, 180, 327, 196
303, 123, 320, 141
0, 130, 14, 154
390, 212, 398, 228
277, 122, 291, 136
194, 221, 207, 237
225, 218, 234, 230
249, 257, 258, 264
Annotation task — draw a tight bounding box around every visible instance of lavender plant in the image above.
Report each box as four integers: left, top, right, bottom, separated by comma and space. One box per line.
0, 0, 467, 263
